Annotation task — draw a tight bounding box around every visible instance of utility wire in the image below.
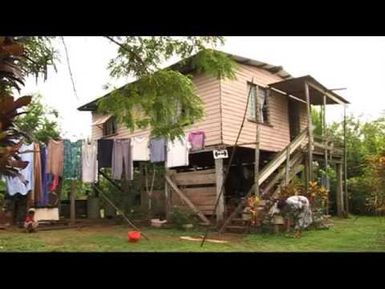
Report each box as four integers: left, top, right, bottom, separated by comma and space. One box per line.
61, 37, 79, 101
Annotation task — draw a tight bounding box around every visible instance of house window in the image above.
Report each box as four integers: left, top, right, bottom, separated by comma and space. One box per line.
103, 117, 117, 136
247, 83, 269, 124
173, 100, 192, 126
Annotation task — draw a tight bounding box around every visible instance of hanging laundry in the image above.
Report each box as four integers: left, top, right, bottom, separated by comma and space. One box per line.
38, 145, 49, 206
188, 131, 206, 151
112, 139, 133, 180
167, 136, 191, 168
49, 175, 60, 192
150, 137, 166, 163
63, 140, 82, 179
47, 139, 64, 176
97, 139, 113, 168
82, 140, 98, 183
131, 135, 150, 161
32, 142, 42, 205
5, 143, 35, 225
5, 143, 35, 196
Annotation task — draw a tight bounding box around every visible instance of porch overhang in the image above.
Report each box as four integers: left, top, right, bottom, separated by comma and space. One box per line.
92, 114, 112, 126
269, 75, 349, 105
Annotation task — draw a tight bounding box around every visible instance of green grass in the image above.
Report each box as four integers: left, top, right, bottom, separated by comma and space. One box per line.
1, 216, 385, 252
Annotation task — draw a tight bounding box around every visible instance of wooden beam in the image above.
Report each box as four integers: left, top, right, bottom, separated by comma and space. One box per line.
255, 85, 260, 197
97, 187, 149, 240
219, 184, 255, 233
336, 163, 344, 217
269, 87, 307, 104
272, 164, 304, 198
215, 158, 225, 222
165, 175, 210, 224
262, 151, 303, 197
164, 167, 170, 220
323, 95, 330, 215
258, 128, 308, 185
98, 169, 122, 191
305, 81, 313, 183
70, 180, 76, 225
172, 171, 216, 186
139, 163, 147, 212
307, 81, 346, 105
285, 143, 290, 185
343, 104, 349, 216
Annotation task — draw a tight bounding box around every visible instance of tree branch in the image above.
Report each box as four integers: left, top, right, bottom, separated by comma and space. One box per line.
104, 36, 149, 74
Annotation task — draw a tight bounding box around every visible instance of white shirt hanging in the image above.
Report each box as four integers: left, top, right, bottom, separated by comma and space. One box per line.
131, 135, 150, 161
166, 135, 191, 168
82, 140, 98, 183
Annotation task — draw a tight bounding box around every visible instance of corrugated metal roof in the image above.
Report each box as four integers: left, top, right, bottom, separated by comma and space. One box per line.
77, 51, 293, 111
269, 75, 349, 105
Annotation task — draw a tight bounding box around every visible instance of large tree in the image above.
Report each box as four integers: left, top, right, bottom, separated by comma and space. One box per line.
98, 36, 237, 140
14, 94, 61, 144
0, 36, 56, 176
1, 36, 235, 176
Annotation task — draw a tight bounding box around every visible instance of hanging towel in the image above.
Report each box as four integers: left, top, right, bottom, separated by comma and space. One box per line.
97, 139, 113, 168
47, 139, 64, 176
63, 140, 82, 179
32, 142, 42, 204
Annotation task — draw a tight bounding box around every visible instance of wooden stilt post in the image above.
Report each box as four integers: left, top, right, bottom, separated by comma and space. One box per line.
304, 81, 313, 186
70, 180, 76, 224
164, 163, 170, 220
254, 85, 260, 197
215, 158, 225, 223
343, 104, 349, 217
336, 163, 344, 217
285, 144, 290, 185
139, 162, 146, 212
323, 94, 329, 215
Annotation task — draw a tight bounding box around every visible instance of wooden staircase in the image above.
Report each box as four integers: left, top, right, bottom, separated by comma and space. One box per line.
220, 128, 309, 233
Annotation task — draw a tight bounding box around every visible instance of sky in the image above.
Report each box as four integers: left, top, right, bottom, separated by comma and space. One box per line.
20, 36, 385, 140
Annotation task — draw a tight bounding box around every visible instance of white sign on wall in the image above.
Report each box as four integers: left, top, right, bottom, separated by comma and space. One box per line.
213, 149, 228, 159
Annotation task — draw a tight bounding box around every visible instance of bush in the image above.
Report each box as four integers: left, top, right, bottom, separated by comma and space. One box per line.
169, 206, 197, 230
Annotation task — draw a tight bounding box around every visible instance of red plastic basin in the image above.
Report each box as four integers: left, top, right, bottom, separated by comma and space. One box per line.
128, 231, 141, 242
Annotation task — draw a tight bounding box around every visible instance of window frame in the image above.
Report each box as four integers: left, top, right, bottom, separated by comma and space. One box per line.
246, 82, 271, 126
102, 116, 117, 137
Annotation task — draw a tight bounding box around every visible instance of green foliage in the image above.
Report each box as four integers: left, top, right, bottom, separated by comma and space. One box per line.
169, 206, 197, 230
18, 36, 58, 81
98, 37, 236, 140
311, 107, 323, 136
14, 94, 61, 144
318, 113, 385, 215
0, 36, 57, 176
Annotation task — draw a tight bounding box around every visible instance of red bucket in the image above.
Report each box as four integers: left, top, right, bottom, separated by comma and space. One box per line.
128, 231, 141, 242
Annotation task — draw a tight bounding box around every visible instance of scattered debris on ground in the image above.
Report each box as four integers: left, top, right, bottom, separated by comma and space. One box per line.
179, 236, 228, 244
